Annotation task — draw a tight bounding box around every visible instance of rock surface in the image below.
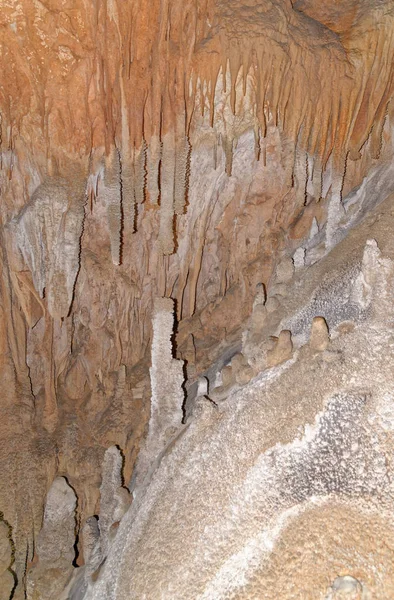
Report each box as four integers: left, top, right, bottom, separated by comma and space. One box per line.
0, 0, 394, 597
81, 191, 394, 599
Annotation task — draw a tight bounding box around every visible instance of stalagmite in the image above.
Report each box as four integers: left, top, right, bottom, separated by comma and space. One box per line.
326, 173, 346, 248
99, 446, 131, 558
27, 477, 77, 598
82, 517, 102, 578
293, 247, 306, 269
266, 330, 293, 367
351, 239, 381, 310
134, 297, 184, 490
309, 317, 330, 352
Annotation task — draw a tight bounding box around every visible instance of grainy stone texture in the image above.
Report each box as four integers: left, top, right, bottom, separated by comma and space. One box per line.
82, 191, 394, 600
133, 298, 185, 492
27, 477, 77, 599
0, 520, 14, 600
99, 446, 131, 557
1, 0, 394, 597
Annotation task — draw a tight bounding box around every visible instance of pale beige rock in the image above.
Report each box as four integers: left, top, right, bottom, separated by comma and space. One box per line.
1, 1, 394, 598
0, 520, 13, 600
293, 247, 306, 269
221, 366, 234, 387
0, 570, 14, 600
36, 477, 77, 568
253, 283, 267, 309
327, 575, 364, 600
235, 365, 255, 385
134, 298, 184, 490
266, 330, 293, 367
274, 256, 294, 284
231, 353, 247, 371
82, 517, 102, 577
266, 296, 280, 313
0, 522, 12, 572
269, 283, 289, 298
250, 304, 268, 330
309, 316, 330, 351
27, 477, 77, 599
99, 447, 131, 557
196, 376, 209, 398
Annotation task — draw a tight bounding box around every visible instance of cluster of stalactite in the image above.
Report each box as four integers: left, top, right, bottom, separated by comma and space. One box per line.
1, 0, 394, 269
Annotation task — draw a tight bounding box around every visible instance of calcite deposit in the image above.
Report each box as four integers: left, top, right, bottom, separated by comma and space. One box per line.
0, 0, 394, 598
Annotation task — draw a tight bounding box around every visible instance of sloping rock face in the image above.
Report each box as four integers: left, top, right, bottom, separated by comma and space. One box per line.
0, 0, 394, 597
81, 192, 394, 599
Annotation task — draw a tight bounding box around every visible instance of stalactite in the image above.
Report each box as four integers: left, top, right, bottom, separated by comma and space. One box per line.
121, 153, 135, 231
311, 158, 323, 202
147, 135, 161, 205
159, 132, 176, 255
326, 170, 346, 248
134, 141, 146, 205
174, 112, 189, 216
223, 135, 234, 177
104, 148, 122, 266
1, 0, 394, 264
294, 146, 308, 207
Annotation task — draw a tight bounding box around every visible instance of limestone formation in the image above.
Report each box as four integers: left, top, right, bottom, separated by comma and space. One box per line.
196, 376, 209, 398
309, 316, 330, 352
309, 217, 319, 240
134, 298, 184, 490
36, 477, 77, 568
102, 149, 122, 267
351, 239, 381, 310
265, 296, 280, 313
27, 477, 77, 598
293, 247, 306, 269
99, 446, 131, 557
2, 0, 394, 598
10, 176, 86, 320
266, 330, 293, 367
274, 256, 294, 284
252, 283, 266, 309
235, 364, 254, 385
0, 519, 14, 600
81, 517, 102, 578
220, 365, 234, 387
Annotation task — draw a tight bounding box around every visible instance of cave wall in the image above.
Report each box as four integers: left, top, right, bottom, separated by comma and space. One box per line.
1, 0, 394, 597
